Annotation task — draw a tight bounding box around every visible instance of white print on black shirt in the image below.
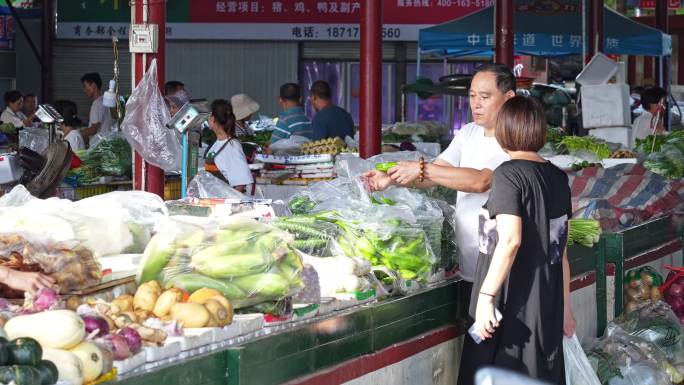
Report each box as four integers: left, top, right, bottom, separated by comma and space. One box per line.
549, 215, 568, 265
479, 210, 568, 265
478, 208, 498, 256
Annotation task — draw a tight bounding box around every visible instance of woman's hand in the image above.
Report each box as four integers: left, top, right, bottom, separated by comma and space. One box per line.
387, 161, 421, 186
4, 269, 55, 294
563, 305, 577, 337
473, 293, 499, 340
362, 170, 393, 192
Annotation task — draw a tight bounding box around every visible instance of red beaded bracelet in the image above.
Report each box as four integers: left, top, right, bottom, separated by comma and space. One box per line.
419, 157, 425, 183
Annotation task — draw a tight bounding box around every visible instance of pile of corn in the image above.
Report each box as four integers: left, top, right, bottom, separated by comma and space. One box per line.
300, 137, 346, 155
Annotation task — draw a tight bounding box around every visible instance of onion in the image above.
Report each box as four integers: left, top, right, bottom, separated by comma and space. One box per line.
669, 297, 684, 315
144, 318, 183, 338
668, 282, 684, 298
676, 276, 684, 287
34, 288, 60, 311
118, 327, 142, 354
101, 334, 131, 361
82, 315, 110, 338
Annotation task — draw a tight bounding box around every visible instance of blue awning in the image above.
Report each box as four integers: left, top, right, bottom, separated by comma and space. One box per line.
418, 4, 671, 57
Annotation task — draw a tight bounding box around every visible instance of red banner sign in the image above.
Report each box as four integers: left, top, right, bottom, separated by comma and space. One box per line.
639, 0, 680, 9
189, 0, 492, 24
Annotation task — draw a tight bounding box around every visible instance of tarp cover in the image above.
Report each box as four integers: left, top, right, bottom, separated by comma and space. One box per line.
419, 3, 672, 57
569, 164, 684, 232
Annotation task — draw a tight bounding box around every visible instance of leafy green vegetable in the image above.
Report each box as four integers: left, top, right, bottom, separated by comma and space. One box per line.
570, 161, 601, 171
559, 136, 611, 160
568, 219, 601, 247
375, 162, 397, 172
546, 127, 566, 147
288, 196, 317, 215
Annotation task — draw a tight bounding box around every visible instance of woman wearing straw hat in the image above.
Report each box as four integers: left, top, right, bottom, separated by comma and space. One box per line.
230, 93, 260, 138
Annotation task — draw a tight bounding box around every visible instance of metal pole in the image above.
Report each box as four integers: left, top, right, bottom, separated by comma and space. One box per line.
359, 0, 382, 159
587, 0, 603, 60
40, 0, 53, 103
415, 46, 421, 121
654, 0, 668, 89
494, 0, 514, 67
655, 0, 670, 131
132, 0, 166, 197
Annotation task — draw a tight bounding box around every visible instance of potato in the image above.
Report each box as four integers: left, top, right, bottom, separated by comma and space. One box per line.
188, 288, 223, 304
169, 303, 211, 328
651, 286, 662, 302
204, 299, 232, 327
66, 296, 82, 311
625, 288, 640, 302
135, 310, 152, 322
625, 301, 639, 313
153, 289, 184, 318
134, 281, 162, 312
112, 295, 134, 313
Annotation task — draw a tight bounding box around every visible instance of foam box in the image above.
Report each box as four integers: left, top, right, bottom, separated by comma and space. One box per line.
581, 84, 631, 128
589, 126, 631, 148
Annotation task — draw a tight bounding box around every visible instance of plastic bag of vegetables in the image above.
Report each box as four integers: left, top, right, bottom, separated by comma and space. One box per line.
137, 216, 304, 309
0, 232, 102, 293
607, 300, 684, 365
623, 267, 663, 313
586, 327, 680, 385
660, 265, 684, 324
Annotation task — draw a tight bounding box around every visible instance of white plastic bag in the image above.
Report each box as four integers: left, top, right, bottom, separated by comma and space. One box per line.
121, 59, 181, 171
564, 334, 601, 385
270, 135, 310, 155
186, 171, 251, 200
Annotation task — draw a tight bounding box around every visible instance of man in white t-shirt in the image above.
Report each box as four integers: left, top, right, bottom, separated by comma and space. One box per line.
364, 64, 516, 287
80, 73, 112, 146
632, 86, 666, 148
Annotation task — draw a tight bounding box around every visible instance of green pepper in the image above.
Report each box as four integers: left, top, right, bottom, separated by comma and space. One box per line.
375, 162, 398, 172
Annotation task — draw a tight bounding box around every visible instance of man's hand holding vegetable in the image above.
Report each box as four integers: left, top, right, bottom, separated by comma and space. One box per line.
363, 159, 494, 194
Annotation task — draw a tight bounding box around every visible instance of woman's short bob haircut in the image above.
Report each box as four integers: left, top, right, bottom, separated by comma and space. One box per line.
495, 95, 547, 152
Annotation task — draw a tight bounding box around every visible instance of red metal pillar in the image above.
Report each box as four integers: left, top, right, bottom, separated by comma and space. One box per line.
494, 0, 514, 67
359, 0, 382, 159
133, 0, 165, 197
587, 0, 604, 61
41, 0, 53, 103
654, 0, 669, 89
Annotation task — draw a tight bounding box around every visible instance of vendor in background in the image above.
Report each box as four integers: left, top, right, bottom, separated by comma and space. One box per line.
1, 90, 35, 128
205, 99, 254, 193
80, 72, 112, 143
164, 92, 191, 118
54, 100, 85, 152
273, 83, 313, 142
465, 96, 575, 385
0, 265, 54, 294
165, 80, 185, 96
309, 80, 354, 140
363, 63, 516, 306
22, 93, 38, 119
632, 86, 667, 147
230, 93, 260, 138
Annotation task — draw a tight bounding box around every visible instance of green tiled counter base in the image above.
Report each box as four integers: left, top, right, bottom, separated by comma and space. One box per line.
116, 281, 465, 385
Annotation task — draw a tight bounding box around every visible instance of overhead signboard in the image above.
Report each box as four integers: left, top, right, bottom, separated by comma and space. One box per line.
56, 0, 492, 41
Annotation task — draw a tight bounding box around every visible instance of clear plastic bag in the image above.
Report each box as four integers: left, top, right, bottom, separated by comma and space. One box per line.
607, 300, 684, 364
0, 185, 167, 257
270, 135, 311, 156
564, 334, 601, 385
18, 127, 49, 155
138, 216, 304, 309
0, 233, 102, 293
121, 59, 181, 172
80, 131, 132, 178
587, 327, 681, 385
186, 171, 251, 200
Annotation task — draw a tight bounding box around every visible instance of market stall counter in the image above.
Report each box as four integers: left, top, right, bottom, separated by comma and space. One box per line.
114, 280, 466, 385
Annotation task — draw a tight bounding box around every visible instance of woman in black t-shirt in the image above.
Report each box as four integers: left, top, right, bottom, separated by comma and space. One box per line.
458, 96, 576, 385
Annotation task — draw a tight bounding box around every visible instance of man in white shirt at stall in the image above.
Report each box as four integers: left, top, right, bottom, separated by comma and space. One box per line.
80, 72, 112, 147
632, 86, 667, 148
364, 63, 515, 296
